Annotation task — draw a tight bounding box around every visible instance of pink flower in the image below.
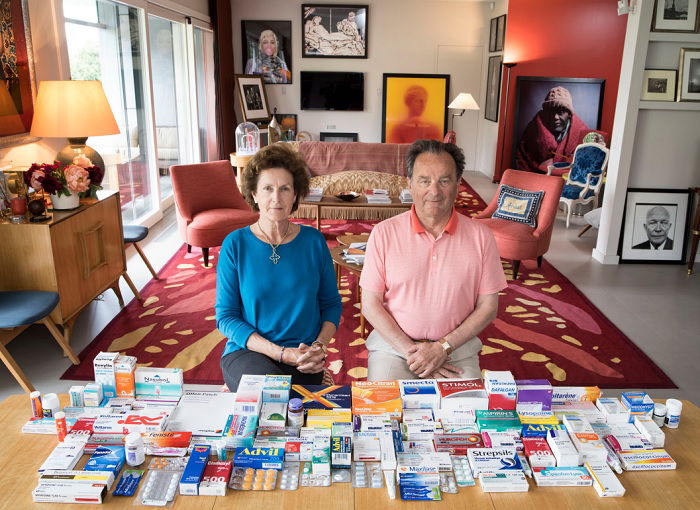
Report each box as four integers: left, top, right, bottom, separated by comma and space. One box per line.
64, 165, 90, 193
30, 170, 45, 191
72, 154, 93, 169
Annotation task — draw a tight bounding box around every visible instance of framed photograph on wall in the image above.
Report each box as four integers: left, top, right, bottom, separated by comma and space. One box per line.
241, 20, 292, 84
511, 76, 605, 172
619, 188, 692, 264
495, 14, 507, 52
489, 17, 498, 52
302, 4, 368, 58
381, 73, 450, 144
678, 47, 700, 101
320, 132, 358, 142
651, 0, 699, 33
1, 0, 38, 148
485, 55, 503, 122
641, 69, 677, 101
235, 74, 271, 122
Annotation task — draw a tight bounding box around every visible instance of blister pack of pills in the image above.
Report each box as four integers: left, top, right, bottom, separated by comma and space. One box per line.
351, 462, 383, 488
332, 469, 351, 483
228, 467, 277, 490
277, 462, 300, 490
300, 461, 331, 487
450, 455, 475, 487
439, 472, 458, 494
147, 457, 189, 471
136, 470, 180, 506
113, 470, 144, 497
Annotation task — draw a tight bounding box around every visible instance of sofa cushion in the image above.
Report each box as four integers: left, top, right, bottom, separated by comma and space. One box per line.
298, 141, 410, 176
309, 170, 409, 196
492, 184, 544, 228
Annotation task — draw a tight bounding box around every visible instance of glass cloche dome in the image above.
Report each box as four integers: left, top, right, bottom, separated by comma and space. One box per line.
235, 122, 260, 155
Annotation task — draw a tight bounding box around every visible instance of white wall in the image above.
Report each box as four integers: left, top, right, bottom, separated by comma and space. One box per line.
231, 0, 493, 172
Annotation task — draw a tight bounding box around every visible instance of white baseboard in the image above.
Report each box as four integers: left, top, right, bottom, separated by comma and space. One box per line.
592, 248, 620, 265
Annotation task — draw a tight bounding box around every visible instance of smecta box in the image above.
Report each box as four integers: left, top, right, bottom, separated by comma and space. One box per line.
134, 367, 183, 398
94, 352, 119, 398
399, 380, 440, 409
180, 445, 211, 495
438, 379, 488, 411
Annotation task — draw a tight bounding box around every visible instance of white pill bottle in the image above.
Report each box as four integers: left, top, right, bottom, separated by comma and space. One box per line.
664, 399, 682, 429
125, 432, 146, 466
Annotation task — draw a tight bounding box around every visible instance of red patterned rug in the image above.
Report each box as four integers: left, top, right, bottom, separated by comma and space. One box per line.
62, 182, 675, 389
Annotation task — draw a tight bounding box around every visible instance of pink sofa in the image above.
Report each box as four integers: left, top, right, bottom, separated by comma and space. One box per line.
474, 169, 564, 279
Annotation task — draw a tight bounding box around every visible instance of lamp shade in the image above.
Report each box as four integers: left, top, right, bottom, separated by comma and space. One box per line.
448, 92, 479, 111
30, 80, 120, 138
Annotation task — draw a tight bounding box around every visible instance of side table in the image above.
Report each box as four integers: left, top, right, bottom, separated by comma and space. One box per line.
229, 152, 254, 188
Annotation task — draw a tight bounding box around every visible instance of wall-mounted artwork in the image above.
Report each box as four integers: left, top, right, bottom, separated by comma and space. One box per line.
235, 74, 271, 122
495, 14, 506, 52
241, 20, 292, 84
381, 73, 450, 144
485, 55, 503, 122
641, 69, 677, 101
0, 0, 38, 148
678, 47, 700, 101
302, 4, 368, 58
512, 76, 604, 173
651, 0, 699, 33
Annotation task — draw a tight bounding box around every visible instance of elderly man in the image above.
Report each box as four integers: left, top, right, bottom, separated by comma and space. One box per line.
633, 206, 674, 250
359, 140, 507, 380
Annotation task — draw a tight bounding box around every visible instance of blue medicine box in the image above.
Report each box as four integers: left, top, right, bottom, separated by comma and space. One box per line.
233, 447, 284, 469
179, 445, 211, 495
84, 445, 125, 476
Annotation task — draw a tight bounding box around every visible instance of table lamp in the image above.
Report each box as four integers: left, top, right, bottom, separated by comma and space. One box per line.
29, 80, 120, 170
448, 92, 479, 131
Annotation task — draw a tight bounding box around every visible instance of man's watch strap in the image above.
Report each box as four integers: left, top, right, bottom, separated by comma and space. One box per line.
440, 340, 453, 355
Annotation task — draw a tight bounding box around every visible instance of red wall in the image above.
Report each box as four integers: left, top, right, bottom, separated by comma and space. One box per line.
494, 0, 627, 180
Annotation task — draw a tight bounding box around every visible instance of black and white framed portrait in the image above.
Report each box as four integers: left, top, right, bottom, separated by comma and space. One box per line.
241, 20, 292, 84
652, 0, 699, 33
302, 4, 368, 58
641, 69, 677, 101
620, 188, 692, 264
678, 47, 700, 101
235, 74, 271, 122
485, 55, 503, 122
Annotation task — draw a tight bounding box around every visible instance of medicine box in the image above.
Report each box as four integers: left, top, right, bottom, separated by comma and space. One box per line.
234, 375, 265, 416
199, 461, 232, 496
546, 429, 580, 467
532, 466, 592, 486
306, 409, 352, 428
331, 436, 352, 469
263, 374, 291, 403
225, 414, 258, 448
620, 392, 654, 420
596, 398, 630, 425
92, 411, 169, 434
433, 433, 483, 455
84, 445, 125, 476
285, 440, 313, 462
259, 402, 288, 428
397, 462, 441, 501
522, 436, 556, 467
483, 370, 517, 411
515, 379, 552, 412
352, 432, 381, 461
478, 471, 529, 492
585, 462, 625, 497
562, 414, 607, 463
68, 386, 84, 408
38, 442, 85, 472
114, 355, 137, 397
399, 380, 440, 409
39, 470, 115, 491
83, 382, 103, 407
482, 431, 519, 449
633, 415, 665, 448
467, 448, 522, 478
32, 481, 108, 504
179, 445, 211, 495
290, 384, 351, 409
437, 379, 489, 411
233, 447, 284, 470
134, 367, 184, 398
618, 449, 676, 470
521, 423, 566, 438
352, 381, 402, 418
93, 352, 119, 398
552, 401, 606, 425
476, 410, 521, 432
143, 431, 192, 456
551, 386, 601, 404
312, 444, 331, 475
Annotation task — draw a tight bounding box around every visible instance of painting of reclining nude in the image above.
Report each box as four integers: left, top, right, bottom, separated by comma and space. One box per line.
302, 4, 368, 58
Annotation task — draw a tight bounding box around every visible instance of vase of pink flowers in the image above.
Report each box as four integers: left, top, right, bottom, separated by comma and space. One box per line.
24, 156, 104, 210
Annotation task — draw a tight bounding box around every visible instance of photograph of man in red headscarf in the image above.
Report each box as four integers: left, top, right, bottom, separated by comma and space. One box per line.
515, 86, 591, 174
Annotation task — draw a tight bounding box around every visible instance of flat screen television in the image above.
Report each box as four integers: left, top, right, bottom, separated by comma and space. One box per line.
300, 71, 364, 111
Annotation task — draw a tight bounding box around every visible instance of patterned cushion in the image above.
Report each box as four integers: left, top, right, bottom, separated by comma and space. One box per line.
562, 184, 595, 200
309, 170, 409, 195
569, 145, 606, 186
491, 184, 544, 228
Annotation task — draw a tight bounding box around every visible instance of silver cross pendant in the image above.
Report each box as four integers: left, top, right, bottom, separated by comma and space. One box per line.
270, 252, 280, 264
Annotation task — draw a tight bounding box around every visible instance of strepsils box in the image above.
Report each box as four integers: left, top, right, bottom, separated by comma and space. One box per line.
39, 470, 115, 490
515, 379, 553, 412
551, 386, 601, 404
399, 379, 440, 409
199, 461, 232, 496
585, 462, 625, 497
478, 471, 529, 492
134, 367, 184, 397
522, 437, 556, 467
467, 448, 522, 478
437, 379, 488, 411
596, 398, 630, 425
562, 415, 606, 463
546, 429, 580, 467
552, 401, 606, 425
483, 370, 517, 410
618, 449, 676, 470
633, 415, 665, 448
38, 442, 84, 472
532, 466, 592, 486
93, 352, 119, 398
521, 423, 566, 437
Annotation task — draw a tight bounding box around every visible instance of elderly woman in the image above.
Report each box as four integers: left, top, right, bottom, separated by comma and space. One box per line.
216, 144, 341, 391
244, 29, 290, 84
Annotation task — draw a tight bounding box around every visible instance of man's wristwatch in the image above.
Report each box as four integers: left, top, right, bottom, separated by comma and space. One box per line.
440, 339, 454, 355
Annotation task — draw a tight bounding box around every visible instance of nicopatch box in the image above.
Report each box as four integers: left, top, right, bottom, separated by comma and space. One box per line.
399, 380, 440, 409
93, 352, 119, 398
134, 367, 183, 397
437, 379, 489, 411
352, 381, 402, 418
290, 385, 351, 409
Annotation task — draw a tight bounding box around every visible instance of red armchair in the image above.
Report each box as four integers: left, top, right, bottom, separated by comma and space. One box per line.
474, 169, 564, 279
170, 160, 258, 266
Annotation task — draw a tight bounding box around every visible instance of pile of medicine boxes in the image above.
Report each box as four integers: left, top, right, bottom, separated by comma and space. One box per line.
30, 355, 680, 503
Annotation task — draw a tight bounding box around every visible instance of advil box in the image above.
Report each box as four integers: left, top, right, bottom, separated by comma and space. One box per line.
351, 381, 402, 418
437, 379, 488, 411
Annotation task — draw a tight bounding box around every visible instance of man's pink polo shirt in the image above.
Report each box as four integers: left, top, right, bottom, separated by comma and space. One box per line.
360, 207, 507, 341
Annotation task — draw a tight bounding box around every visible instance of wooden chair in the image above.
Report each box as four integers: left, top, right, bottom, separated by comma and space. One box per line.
559, 143, 609, 228
0, 291, 79, 392
121, 225, 158, 301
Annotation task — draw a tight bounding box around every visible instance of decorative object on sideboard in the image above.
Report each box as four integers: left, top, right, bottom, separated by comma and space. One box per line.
641, 69, 677, 102
29, 80, 119, 171
24, 156, 105, 211
235, 121, 261, 156
268, 108, 282, 144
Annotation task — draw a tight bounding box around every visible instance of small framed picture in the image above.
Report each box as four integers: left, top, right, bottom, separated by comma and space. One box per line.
320, 132, 358, 142
678, 47, 700, 102
485, 55, 503, 122
235, 74, 271, 122
274, 113, 298, 141
489, 17, 498, 52
651, 0, 699, 33
641, 69, 677, 101
241, 20, 292, 84
619, 188, 692, 264
302, 4, 368, 58
495, 14, 507, 52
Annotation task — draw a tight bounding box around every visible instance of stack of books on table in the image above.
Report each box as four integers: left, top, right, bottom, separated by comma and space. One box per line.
400, 189, 413, 204
305, 187, 324, 202
342, 242, 366, 265
365, 188, 391, 204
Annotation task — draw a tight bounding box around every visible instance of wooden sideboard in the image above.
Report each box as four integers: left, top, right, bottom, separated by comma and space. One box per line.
0, 191, 126, 343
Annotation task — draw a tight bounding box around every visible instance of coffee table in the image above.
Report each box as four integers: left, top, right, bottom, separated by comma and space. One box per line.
337, 233, 370, 246
330, 245, 365, 338
301, 195, 410, 229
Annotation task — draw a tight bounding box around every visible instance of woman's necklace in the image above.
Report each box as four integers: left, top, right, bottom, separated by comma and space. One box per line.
257, 220, 291, 264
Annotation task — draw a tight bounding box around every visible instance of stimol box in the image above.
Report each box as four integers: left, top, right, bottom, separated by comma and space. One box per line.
199, 461, 232, 496
483, 371, 517, 410
352, 381, 402, 418
399, 380, 440, 409
532, 466, 592, 486
467, 447, 522, 478
263, 374, 291, 403
585, 462, 625, 497
551, 386, 601, 404
180, 445, 211, 495
290, 385, 351, 409
515, 379, 552, 412
475, 410, 521, 432
522, 436, 556, 467
233, 447, 284, 470
114, 355, 137, 397
134, 367, 183, 398
94, 352, 119, 399
618, 449, 676, 470
438, 379, 488, 411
